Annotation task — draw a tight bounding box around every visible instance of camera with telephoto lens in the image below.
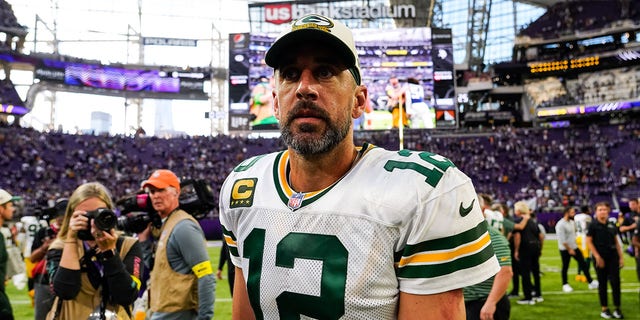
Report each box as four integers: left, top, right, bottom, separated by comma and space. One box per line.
115, 193, 162, 234
115, 178, 215, 234
77, 208, 117, 240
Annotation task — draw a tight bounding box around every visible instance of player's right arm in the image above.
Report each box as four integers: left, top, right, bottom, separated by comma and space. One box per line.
398, 289, 464, 320
232, 266, 255, 320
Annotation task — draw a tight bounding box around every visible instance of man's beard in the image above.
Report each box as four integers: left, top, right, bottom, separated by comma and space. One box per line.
280, 100, 351, 156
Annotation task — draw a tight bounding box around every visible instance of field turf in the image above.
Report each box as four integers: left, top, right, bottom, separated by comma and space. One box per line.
7, 239, 640, 319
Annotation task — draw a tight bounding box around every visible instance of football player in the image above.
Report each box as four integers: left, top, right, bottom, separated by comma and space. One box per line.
219, 13, 499, 319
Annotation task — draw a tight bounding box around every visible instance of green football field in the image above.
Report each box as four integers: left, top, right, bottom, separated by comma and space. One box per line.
7, 239, 640, 319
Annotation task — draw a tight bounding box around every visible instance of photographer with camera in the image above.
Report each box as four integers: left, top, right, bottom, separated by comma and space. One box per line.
45, 182, 143, 320
30, 198, 67, 320
137, 169, 214, 320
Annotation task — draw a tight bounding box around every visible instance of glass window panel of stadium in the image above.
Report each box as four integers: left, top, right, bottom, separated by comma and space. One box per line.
441, 0, 544, 65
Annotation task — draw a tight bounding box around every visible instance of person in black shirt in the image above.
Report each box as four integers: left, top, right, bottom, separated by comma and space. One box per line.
513, 201, 543, 305
587, 201, 624, 319
216, 241, 235, 296
632, 218, 640, 282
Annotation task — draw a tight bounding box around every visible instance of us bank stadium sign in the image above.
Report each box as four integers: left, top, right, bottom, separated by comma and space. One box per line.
257, 1, 416, 24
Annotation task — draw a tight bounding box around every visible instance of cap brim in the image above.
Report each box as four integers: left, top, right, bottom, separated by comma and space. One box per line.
265, 29, 356, 69
142, 180, 170, 189
1, 196, 20, 205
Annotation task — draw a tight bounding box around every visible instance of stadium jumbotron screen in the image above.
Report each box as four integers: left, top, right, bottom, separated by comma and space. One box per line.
228, 27, 456, 131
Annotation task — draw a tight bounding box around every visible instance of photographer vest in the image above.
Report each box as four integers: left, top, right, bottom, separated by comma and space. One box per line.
149, 209, 199, 313
46, 236, 137, 320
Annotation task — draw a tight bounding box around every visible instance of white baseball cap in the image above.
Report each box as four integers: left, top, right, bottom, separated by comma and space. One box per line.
265, 13, 362, 85
0, 189, 19, 205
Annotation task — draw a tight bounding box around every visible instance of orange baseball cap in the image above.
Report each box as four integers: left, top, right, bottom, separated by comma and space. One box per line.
142, 169, 180, 192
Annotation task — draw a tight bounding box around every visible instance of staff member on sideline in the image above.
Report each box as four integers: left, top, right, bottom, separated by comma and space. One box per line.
219, 13, 499, 319
140, 169, 214, 320
587, 202, 624, 319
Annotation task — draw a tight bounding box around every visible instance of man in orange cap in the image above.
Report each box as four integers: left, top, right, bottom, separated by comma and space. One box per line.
139, 170, 214, 320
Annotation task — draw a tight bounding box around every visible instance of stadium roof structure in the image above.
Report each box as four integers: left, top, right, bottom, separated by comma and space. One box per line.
516, 0, 564, 8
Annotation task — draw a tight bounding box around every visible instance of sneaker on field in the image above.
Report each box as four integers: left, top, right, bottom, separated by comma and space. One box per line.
533, 296, 544, 303
516, 299, 535, 305
589, 280, 599, 290
600, 310, 613, 319
562, 284, 573, 292
612, 309, 624, 319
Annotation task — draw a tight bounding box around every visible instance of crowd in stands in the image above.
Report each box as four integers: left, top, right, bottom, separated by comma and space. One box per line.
1, 118, 638, 232
519, 0, 640, 40
524, 66, 640, 109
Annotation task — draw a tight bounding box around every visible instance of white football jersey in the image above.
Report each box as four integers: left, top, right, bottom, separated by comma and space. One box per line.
20, 216, 46, 257
484, 209, 504, 232
219, 144, 499, 319
574, 213, 592, 236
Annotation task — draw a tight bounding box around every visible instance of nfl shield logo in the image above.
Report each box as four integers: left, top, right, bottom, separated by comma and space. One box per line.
288, 192, 305, 211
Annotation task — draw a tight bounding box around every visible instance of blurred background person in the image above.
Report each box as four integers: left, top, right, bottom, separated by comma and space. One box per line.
513, 201, 543, 305
30, 198, 67, 320
574, 205, 594, 283
556, 206, 598, 293
0, 188, 19, 320
216, 241, 234, 297
587, 202, 625, 319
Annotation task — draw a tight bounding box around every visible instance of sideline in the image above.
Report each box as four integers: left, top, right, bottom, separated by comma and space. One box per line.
10, 297, 233, 305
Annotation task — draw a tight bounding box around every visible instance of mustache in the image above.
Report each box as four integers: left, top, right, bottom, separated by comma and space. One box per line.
286, 100, 330, 124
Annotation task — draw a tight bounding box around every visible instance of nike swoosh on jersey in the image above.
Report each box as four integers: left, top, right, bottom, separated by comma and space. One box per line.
459, 199, 475, 217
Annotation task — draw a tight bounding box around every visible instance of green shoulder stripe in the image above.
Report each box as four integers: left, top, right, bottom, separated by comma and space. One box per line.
221, 225, 239, 257
400, 220, 488, 256
397, 243, 495, 279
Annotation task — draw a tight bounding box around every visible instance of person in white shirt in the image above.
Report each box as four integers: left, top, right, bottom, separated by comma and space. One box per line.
556, 206, 598, 292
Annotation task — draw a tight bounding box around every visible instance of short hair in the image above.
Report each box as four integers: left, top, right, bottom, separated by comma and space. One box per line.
594, 201, 611, 210
478, 193, 493, 208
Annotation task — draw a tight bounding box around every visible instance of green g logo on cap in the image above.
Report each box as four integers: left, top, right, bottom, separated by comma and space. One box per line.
292, 14, 334, 32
